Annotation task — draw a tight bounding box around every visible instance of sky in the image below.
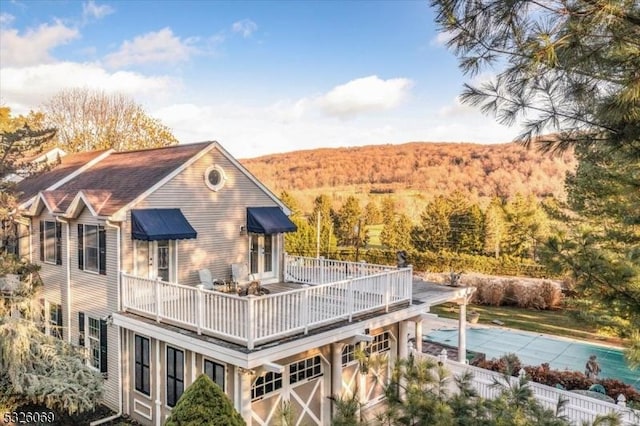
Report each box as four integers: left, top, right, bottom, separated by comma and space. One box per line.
0, 0, 520, 159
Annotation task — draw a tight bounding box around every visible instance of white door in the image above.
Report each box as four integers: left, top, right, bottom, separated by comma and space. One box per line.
134, 240, 176, 282
249, 234, 276, 280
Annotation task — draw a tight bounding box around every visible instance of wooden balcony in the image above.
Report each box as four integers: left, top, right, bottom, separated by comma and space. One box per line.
121, 255, 413, 349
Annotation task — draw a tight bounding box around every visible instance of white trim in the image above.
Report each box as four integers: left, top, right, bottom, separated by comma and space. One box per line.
133, 399, 153, 420
66, 191, 100, 218
204, 164, 227, 191
113, 302, 428, 370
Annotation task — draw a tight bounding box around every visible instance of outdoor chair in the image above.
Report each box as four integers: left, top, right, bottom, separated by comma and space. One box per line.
231, 263, 268, 295
198, 269, 227, 291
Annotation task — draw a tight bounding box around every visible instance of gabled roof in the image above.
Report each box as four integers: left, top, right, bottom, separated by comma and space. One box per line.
53, 142, 212, 217
16, 149, 110, 205
19, 141, 289, 220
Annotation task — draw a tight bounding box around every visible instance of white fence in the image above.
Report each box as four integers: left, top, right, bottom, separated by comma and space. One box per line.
414, 350, 640, 426
284, 255, 396, 284
121, 261, 412, 349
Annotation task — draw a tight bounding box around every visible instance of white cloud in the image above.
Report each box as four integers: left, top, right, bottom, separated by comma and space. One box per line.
0, 13, 15, 27
0, 62, 176, 113
430, 30, 455, 47
231, 19, 257, 38
104, 27, 198, 67
0, 21, 79, 66
318, 75, 413, 118
82, 1, 114, 21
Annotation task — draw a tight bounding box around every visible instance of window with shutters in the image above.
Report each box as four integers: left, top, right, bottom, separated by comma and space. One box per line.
135, 335, 151, 395
48, 302, 62, 339
88, 317, 101, 370
78, 224, 106, 274
40, 220, 61, 265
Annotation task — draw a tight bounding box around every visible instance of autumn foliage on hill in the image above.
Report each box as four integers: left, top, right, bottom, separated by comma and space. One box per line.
241, 142, 576, 200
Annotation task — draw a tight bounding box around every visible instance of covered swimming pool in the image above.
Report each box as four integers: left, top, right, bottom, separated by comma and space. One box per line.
425, 327, 639, 390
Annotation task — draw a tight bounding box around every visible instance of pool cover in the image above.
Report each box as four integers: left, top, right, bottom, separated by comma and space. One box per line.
425, 327, 639, 390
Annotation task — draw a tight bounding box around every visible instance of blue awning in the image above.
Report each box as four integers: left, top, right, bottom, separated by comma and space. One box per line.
247, 207, 297, 234
131, 209, 197, 241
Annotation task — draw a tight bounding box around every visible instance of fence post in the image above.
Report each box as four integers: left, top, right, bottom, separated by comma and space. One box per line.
247, 296, 255, 350
320, 256, 325, 284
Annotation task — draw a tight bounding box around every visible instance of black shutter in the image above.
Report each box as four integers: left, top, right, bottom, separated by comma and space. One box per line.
98, 226, 106, 275
99, 319, 108, 374
56, 304, 63, 339
39, 221, 44, 261
55, 222, 62, 265
78, 312, 85, 346
77, 224, 84, 270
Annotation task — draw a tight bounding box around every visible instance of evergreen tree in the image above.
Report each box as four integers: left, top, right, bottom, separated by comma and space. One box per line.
484, 197, 506, 258
335, 196, 364, 248
431, 0, 639, 361
363, 200, 382, 225
310, 194, 337, 256
165, 374, 245, 426
380, 213, 413, 251
412, 195, 452, 252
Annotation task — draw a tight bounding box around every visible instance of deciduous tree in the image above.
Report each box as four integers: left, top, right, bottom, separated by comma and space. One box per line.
42, 88, 178, 152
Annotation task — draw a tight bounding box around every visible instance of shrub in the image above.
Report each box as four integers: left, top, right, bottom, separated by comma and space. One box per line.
473, 358, 640, 404
165, 374, 245, 426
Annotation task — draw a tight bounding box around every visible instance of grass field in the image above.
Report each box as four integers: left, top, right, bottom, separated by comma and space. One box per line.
430, 303, 624, 347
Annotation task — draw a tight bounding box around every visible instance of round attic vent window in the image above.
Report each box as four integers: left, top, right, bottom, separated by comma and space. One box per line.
205, 165, 226, 191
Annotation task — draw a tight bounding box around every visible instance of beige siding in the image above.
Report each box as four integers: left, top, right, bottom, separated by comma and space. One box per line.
130, 147, 280, 286
68, 208, 120, 410
32, 212, 67, 334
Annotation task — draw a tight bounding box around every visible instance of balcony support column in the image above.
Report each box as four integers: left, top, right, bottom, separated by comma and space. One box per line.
238, 367, 255, 426
331, 342, 346, 416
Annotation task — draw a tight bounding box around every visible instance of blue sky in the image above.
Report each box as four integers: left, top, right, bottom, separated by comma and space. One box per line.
0, 0, 518, 158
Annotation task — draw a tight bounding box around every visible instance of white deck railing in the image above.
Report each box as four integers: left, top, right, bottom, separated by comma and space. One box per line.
413, 350, 640, 426
121, 259, 412, 350
284, 255, 396, 284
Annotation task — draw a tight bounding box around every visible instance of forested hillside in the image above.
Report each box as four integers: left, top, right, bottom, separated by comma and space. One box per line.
241, 141, 576, 204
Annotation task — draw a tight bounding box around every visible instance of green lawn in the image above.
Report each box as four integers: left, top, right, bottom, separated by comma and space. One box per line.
429, 303, 624, 347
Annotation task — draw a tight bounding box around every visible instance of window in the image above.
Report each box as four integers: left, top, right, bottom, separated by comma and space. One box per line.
204, 359, 225, 390
166, 346, 184, 407
342, 344, 357, 366
81, 313, 108, 374
157, 240, 169, 281
204, 165, 226, 191
251, 371, 282, 401
289, 355, 322, 385
135, 335, 151, 395
40, 220, 61, 265
88, 317, 101, 370
49, 302, 62, 339
369, 332, 391, 354
78, 224, 106, 274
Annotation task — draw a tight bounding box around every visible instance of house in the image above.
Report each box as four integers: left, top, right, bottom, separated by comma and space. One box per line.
13, 141, 474, 426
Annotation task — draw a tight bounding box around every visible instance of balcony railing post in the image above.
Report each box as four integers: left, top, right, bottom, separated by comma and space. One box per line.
385, 272, 391, 312
320, 256, 325, 284
302, 287, 310, 334
348, 278, 354, 322
154, 279, 162, 322
247, 296, 255, 350
196, 285, 203, 335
